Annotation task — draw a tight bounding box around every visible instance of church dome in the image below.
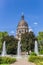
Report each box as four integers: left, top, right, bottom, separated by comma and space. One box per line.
18, 15, 28, 27
16, 14, 29, 39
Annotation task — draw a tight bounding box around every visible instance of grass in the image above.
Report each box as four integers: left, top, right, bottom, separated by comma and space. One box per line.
0, 64, 9, 65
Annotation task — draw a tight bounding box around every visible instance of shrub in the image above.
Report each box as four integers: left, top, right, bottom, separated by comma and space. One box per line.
0, 57, 2, 64
0, 56, 16, 64
30, 52, 37, 56
29, 56, 43, 63
39, 50, 43, 54
28, 53, 43, 65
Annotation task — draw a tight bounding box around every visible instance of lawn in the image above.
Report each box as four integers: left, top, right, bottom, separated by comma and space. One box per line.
0, 64, 9, 65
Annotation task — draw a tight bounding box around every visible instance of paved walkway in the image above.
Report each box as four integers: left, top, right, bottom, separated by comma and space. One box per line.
10, 58, 36, 65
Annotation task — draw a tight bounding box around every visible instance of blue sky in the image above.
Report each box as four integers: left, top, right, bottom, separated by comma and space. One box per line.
0, 0, 43, 36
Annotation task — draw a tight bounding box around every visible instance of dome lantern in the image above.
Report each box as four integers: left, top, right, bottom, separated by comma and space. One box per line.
21, 14, 24, 20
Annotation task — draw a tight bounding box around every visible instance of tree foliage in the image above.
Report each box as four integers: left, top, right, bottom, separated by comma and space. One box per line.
0, 32, 8, 54
37, 32, 43, 40
3, 35, 18, 54
21, 31, 35, 53
37, 32, 43, 54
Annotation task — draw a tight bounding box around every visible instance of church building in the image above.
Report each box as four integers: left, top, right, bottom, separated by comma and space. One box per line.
16, 14, 29, 39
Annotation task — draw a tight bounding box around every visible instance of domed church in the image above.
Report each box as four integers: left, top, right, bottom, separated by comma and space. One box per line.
16, 14, 29, 39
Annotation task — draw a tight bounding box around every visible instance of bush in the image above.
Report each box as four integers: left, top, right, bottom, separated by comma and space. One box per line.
29, 56, 43, 63
0, 56, 16, 64
39, 50, 43, 54
30, 52, 37, 56
28, 53, 43, 65
0, 57, 2, 64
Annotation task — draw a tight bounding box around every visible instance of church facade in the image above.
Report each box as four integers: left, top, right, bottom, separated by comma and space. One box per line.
16, 15, 29, 39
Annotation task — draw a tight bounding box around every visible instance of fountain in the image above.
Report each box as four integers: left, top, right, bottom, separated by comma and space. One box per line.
34, 40, 38, 55
1, 41, 6, 56
17, 38, 21, 58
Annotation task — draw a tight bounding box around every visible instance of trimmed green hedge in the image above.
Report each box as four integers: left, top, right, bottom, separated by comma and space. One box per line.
0, 57, 16, 64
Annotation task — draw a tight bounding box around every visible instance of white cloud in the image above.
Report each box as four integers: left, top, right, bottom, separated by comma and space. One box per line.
29, 26, 33, 32
29, 28, 33, 32
10, 31, 15, 34
34, 22, 38, 25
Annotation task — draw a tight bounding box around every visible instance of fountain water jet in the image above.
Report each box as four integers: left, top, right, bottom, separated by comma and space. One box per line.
34, 40, 38, 55
17, 38, 21, 58
1, 41, 6, 56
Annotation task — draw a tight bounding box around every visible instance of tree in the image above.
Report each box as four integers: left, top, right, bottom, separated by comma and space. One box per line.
37, 32, 43, 54
0, 32, 8, 54
21, 31, 35, 53
3, 35, 18, 54
37, 32, 43, 40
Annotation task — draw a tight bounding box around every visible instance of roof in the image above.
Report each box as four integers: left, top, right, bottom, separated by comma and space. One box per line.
18, 15, 28, 27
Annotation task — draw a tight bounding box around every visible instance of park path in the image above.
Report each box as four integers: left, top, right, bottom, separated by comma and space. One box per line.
10, 58, 36, 65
